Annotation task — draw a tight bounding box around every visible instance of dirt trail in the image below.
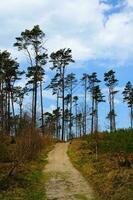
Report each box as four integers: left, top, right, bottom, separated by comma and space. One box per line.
44, 143, 94, 200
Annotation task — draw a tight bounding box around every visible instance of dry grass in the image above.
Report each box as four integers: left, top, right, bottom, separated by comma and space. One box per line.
68, 133, 133, 200
0, 128, 55, 200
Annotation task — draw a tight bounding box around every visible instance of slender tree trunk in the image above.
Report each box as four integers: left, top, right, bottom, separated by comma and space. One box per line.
32, 84, 35, 125
91, 96, 94, 134
20, 103, 22, 120
34, 81, 37, 127
67, 119, 69, 140
34, 41, 40, 128
7, 83, 10, 134
0, 80, 3, 133
112, 92, 116, 131
84, 77, 87, 135
40, 81, 44, 133
62, 66, 65, 141
11, 90, 16, 135
78, 115, 82, 137
109, 88, 113, 132
19, 102, 23, 130
2, 82, 5, 132
95, 101, 98, 133
5, 88, 8, 133
131, 105, 133, 129
56, 92, 59, 139
70, 83, 73, 138
75, 102, 78, 137
94, 101, 98, 160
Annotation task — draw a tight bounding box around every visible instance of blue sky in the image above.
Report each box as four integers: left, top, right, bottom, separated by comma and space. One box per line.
0, 0, 133, 130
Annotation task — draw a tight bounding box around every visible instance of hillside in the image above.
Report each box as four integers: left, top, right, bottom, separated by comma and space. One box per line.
68, 129, 133, 200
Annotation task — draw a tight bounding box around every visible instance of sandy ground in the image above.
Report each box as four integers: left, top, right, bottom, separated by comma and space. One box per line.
44, 143, 94, 200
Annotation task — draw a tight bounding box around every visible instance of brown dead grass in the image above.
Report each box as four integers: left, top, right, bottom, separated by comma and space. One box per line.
68, 138, 133, 200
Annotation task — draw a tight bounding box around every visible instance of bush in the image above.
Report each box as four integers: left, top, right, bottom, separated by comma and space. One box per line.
0, 144, 10, 162
0, 136, 12, 162
99, 129, 133, 154
0, 126, 52, 179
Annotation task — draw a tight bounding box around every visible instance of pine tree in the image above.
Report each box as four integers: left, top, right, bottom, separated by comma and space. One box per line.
46, 73, 61, 139
0, 50, 23, 134
122, 82, 133, 128
92, 85, 105, 133
13, 86, 28, 120
77, 113, 82, 137
73, 96, 78, 137
104, 70, 118, 132
81, 73, 89, 135
50, 48, 74, 140
88, 73, 101, 134
65, 73, 77, 138
14, 25, 48, 127
64, 94, 71, 139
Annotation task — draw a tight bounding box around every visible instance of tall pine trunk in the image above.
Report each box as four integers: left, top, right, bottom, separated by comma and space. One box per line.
112, 93, 116, 131
7, 83, 11, 134
20, 103, 22, 120
40, 81, 44, 133
75, 103, 78, 137
109, 88, 113, 132
0, 80, 4, 133
62, 66, 65, 141
11, 90, 16, 135
84, 77, 87, 135
34, 81, 37, 127
70, 83, 73, 138
56, 92, 59, 139
131, 105, 133, 129
91, 96, 94, 134
95, 101, 98, 133
32, 83, 35, 126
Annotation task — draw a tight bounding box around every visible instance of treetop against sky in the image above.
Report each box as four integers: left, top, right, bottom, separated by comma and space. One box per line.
0, 0, 133, 129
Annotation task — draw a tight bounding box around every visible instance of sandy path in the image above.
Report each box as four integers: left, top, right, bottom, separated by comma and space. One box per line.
44, 143, 94, 200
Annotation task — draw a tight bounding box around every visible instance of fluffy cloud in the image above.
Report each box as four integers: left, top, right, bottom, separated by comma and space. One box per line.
46, 35, 93, 60
0, 0, 133, 65
127, 0, 133, 7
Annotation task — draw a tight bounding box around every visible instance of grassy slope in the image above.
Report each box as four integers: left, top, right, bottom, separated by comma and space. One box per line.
68, 130, 133, 200
0, 143, 54, 200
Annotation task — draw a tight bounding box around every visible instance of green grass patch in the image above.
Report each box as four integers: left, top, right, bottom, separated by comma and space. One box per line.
0, 162, 46, 200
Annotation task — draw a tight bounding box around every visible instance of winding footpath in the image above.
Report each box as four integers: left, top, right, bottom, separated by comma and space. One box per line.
44, 143, 94, 200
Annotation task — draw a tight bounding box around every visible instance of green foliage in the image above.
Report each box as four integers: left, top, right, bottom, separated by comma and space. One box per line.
99, 129, 133, 153
86, 129, 133, 154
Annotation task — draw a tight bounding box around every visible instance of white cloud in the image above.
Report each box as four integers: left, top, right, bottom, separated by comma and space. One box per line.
127, 0, 133, 7
46, 35, 93, 60
94, 11, 133, 61
0, 0, 132, 65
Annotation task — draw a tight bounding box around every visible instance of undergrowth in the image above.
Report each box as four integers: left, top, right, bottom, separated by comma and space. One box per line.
68, 129, 133, 200
0, 135, 54, 200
